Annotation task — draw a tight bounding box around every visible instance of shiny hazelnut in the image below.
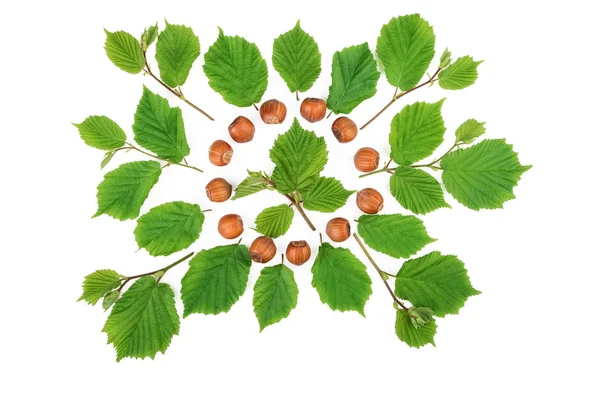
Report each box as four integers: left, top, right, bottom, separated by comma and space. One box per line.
218, 214, 244, 239
260, 99, 287, 124
354, 147, 380, 172
228, 116, 255, 143
300, 98, 327, 123
286, 240, 311, 266
331, 116, 357, 143
208, 140, 233, 166
356, 188, 384, 214
250, 236, 277, 263
205, 178, 232, 202
326, 217, 351, 242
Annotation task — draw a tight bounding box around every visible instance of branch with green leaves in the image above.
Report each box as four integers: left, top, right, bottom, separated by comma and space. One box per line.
104, 21, 214, 120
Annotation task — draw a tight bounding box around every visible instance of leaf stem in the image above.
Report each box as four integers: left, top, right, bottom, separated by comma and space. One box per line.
411, 142, 460, 169
118, 252, 194, 292
353, 233, 408, 311
358, 167, 396, 178
296, 91, 300, 101
115, 143, 203, 173
360, 68, 441, 130
253, 103, 259, 111
265, 179, 316, 231
142, 52, 214, 121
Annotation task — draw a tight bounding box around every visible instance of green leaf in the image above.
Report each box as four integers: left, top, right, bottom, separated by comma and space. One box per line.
395, 309, 437, 348
73, 116, 126, 150
311, 243, 372, 315
78, 269, 122, 306
254, 204, 294, 238
394, 251, 480, 317
270, 118, 328, 194
253, 264, 298, 331
357, 214, 435, 258
93, 160, 162, 221
376, 14, 436, 90
141, 23, 159, 51
102, 291, 120, 311
300, 177, 354, 212
390, 166, 450, 214
438, 56, 482, 90
389, 100, 446, 165
134, 201, 205, 256
132, 86, 190, 163
439, 48, 452, 69
101, 151, 115, 169
203, 28, 268, 107
326, 43, 380, 114
103, 277, 179, 361
181, 244, 252, 317
155, 21, 200, 88
272, 21, 321, 94
440, 139, 531, 210
231, 171, 272, 200
104, 29, 145, 74
455, 119, 486, 144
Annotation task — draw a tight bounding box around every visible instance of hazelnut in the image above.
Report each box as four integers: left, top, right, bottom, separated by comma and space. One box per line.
260, 99, 287, 124
205, 178, 232, 203
250, 236, 276, 263
331, 116, 357, 143
286, 240, 311, 266
300, 98, 327, 123
354, 147, 380, 172
218, 214, 244, 239
326, 218, 351, 242
356, 188, 384, 214
228, 116, 255, 143
208, 140, 233, 166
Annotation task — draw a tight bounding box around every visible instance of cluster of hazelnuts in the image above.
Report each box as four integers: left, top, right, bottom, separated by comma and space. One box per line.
205, 97, 386, 266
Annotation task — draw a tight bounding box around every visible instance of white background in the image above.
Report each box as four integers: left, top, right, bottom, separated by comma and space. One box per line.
1, 0, 598, 398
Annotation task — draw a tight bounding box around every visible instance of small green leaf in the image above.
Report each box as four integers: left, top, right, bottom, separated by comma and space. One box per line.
104, 29, 145, 74
254, 204, 294, 238
390, 166, 450, 214
78, 269, 122, 306
407, 307, 434, 329
300, 177, 354, 213
377, 14, 436, 90
132, 86, 190, 163
232, 171, 272, 200
141, 23, 159, 51
389, 100, 446, 165
73, 116, 126, 150
395, 309, 437, 348
455, 119, 486, 144
134, 201, 205, 256
102, 290, 120, 311
327, 43, 380, 115
311, 243, 372, 315
438, 56, 483, 90
441, 139, 531, 210
181, 244, 252, 317
395, 251, 480, 317
357, 214, 435, 259
156, 21, 200, 88
93, 161, 162, 221
203, 28, 268, 107
272, 21, 321, 94
103, 277, 179, 361
270, 118, 328, 194
253, 264, 299, 331
101, 151, 115, 169
439, 48, 452, 70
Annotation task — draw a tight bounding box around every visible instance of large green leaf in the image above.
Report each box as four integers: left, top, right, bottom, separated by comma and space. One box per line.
132, 86, 190, 163
272, 21, 321, 94
395, 309, 437, 348
155, 21, 200, 88
389, 100, 446, 165
73, 115, 126, 150
104, 29, 145, 74
311, 243, 372, 315
438, 56, 482, 90
455, 119, 486, 144
270, 118, 328, 194
376, 14, 436, 90
78, 269, 123, 306
326, 43, 380, 114
93, 161, 162, 221
441, 139, 531, 210
203, 28, 268, 107
232, 171, 273, 200
181, 244, 252, 317
253, 264, 298, 331
357, 214, 435, 258
394, 251, 480, 317
103, 277, 179, 361
390, 166, 450, 214
300, 177, 354, 212
254, 204, 294, 238
134, 201, 204, 256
